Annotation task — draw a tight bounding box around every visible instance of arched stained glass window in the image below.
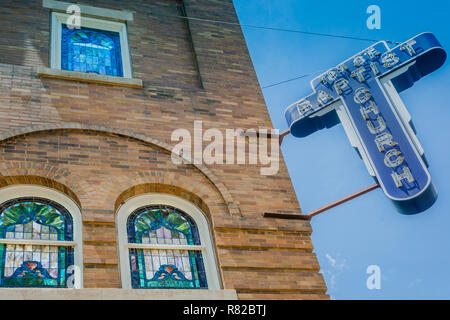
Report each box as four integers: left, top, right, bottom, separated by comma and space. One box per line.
61, 24, 123, 77
127, 205, 208, 289
0, 198, 75, 288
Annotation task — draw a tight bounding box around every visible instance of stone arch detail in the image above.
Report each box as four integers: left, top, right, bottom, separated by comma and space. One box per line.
0, 162, 85, 204
115, 183, 212, 219
0, 123, 241, 215
0, 175, 81, 208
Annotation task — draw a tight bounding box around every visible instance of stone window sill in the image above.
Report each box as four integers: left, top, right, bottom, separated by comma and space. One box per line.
0, 288, 238, 300
37, 67, 143, 89
43, 0, 134, 22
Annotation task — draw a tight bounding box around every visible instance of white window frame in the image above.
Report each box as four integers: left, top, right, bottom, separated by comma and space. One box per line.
50, 12, 133, 78
116, 194, 221, 290
0, 185, 83, 288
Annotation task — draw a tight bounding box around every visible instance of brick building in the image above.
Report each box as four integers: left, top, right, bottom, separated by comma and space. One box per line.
0, 0, 328, 299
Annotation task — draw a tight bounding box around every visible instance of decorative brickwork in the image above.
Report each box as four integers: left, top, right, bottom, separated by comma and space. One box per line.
0, 175, 81, 207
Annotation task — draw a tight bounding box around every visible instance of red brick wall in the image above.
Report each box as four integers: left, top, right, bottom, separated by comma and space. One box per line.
0, 0, 328, 299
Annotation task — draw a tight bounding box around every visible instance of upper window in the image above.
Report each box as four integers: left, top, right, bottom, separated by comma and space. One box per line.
117, 194, 220, 290
61, 25, 123, 77
51, 12, 132, 78
0, 186, 83, 288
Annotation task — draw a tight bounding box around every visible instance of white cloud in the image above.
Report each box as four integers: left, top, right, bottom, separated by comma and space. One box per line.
323, 253, 347, 291
326, 253, 346, 269
325, 253, 337, 267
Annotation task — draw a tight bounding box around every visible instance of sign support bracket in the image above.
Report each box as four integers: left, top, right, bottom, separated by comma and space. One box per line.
263, 183, 380, 220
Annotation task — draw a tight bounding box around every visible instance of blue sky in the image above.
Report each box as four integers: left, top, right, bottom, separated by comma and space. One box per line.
233, 0, 450, 299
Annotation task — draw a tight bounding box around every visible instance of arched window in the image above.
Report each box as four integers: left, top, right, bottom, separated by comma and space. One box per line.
0, 186, 83, 288
62, 25, 123, 77
117, 194, 220, 289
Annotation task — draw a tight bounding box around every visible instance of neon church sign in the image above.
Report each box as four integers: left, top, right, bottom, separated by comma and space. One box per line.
285, 33, 446, 214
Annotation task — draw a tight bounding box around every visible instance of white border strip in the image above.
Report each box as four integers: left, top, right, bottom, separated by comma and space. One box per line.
126, 244, 204, 251
0, 239, 76, 247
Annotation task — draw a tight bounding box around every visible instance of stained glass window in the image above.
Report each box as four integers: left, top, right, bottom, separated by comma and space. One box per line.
0, 198, 74, 288
127, 205, 208, 289
61, 24, 123, 77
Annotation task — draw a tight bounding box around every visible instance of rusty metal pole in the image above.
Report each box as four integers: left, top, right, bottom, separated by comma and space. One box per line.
278, 129, 291, 145
263, 183, 380, 220
306, 183, 380, 218
271, 128, 380, 219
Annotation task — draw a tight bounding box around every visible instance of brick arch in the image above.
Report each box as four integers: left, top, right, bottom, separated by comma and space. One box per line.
0, 124, 241, 216
0, 161, 85, 202
89, 167, 231, 223
0, 175, 81, 208
115, 183, 213, 220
